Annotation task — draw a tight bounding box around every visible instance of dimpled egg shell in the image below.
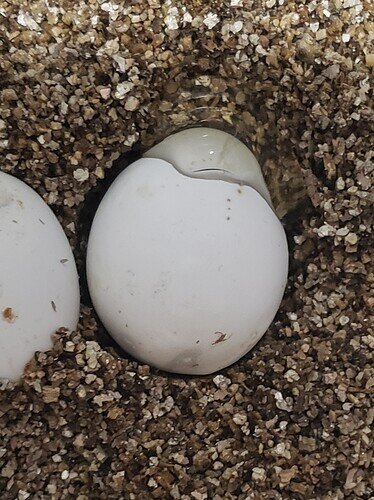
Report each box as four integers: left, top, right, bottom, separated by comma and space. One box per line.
87, 158, 288, 375
0, 172, 80, 380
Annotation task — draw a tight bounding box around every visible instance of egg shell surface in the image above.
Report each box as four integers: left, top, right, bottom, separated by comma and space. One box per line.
0, 172, 80, 380
144, 127, 272, 206
87, 158, 288, 375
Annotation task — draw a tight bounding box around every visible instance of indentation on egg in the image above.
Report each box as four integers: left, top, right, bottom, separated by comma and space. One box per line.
0, 188, 13, 208
166, 348, 200, 371
2, 307, 16, 323
152, 271, 172, 297
136, 183, 154, 199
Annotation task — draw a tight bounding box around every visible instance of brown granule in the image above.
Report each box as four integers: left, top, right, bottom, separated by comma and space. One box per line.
0, 0, 373, 499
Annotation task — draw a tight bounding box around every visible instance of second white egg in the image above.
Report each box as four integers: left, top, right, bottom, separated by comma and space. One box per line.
87, 130, 288, 374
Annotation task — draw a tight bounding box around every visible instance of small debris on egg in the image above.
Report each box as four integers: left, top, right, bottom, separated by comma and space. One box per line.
212, 332, 229, 345
2, 307, 16, 323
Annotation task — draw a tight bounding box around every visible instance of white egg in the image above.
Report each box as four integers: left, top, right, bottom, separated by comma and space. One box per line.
87, 128, 288, 375
0, 172, 80, 380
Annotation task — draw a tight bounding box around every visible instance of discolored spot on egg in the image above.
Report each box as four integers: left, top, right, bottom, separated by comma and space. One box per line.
212, 332, 230, 345
2, 307, 16, 323
0, 188, 13, 208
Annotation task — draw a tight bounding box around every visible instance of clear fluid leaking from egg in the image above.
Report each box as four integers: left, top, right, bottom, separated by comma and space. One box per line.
86, 127, 289, 375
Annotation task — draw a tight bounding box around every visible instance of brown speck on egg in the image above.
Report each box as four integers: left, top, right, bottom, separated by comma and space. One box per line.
51, 301, 57, 312
2, 307, 15, 323
212, 332, 228, 345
